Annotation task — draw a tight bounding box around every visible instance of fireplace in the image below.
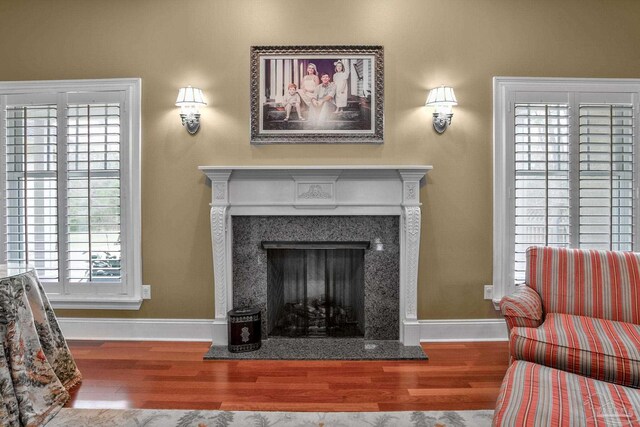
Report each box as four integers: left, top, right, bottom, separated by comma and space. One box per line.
200, 165, 431, 346
264, 241, 368, 338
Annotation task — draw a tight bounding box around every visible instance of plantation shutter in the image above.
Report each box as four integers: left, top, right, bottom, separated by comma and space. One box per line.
66, 102, 122, 282
512, 95, 635, 282
579, 104, 634, 251
4, 103, 59, 280
493, 78, 640, 302
0, 79, 140, 308
2, 91, 125, 293
513, 103, 570, 281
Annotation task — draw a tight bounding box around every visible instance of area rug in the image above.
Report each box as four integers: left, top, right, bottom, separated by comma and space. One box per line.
204, 338, 428, 360
49, 409, 493, 426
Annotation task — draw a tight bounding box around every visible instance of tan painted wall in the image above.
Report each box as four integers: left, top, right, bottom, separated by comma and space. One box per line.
1, 0, 639, 320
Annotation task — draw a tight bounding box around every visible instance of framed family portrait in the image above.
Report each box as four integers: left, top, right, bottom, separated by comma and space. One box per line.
250, 45, 384, 145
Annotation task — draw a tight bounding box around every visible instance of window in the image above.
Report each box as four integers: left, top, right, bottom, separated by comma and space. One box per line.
493, 77, 640, 301
0, 79, 142, 309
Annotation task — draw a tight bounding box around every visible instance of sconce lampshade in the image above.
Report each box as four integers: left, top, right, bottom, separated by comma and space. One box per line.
176, 86, 207, 106
426, 85, 457, 134
426, 85, 458, 106
176, 85, 206, 135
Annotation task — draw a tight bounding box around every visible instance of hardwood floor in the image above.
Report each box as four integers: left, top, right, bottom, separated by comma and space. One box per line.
65, 341, 509, 412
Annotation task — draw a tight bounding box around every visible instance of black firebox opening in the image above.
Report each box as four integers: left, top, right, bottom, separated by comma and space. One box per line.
265, 243, 365, 338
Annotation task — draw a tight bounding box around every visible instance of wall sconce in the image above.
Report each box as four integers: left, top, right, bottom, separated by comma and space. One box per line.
425, 85, 458, 134
176, 86, 207, 134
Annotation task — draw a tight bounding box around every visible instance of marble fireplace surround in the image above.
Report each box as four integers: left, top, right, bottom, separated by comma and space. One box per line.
200, 165, 432, 346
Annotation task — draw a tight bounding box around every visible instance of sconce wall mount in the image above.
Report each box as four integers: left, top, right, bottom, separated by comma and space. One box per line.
426, 85, 457, 134
176, 86, 207, 135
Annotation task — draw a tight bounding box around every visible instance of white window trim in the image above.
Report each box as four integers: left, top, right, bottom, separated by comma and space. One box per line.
493, 77, 640, 307
0, 78, 142, 310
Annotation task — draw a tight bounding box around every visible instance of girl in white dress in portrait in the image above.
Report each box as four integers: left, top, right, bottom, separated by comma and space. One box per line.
298, 63, 320, 107
332, 60, 349, 113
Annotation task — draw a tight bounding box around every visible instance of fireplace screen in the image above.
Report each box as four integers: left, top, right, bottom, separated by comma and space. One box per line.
264, 241, 367, 338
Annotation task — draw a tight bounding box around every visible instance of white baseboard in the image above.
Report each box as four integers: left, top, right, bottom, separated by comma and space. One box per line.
212, 318, 228, 346
58, 317, 509, 343
58, 317, 214, 342
419, 318, 509, 342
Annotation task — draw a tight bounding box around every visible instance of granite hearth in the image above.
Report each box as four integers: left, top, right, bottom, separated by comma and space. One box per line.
204, 338, 427, 360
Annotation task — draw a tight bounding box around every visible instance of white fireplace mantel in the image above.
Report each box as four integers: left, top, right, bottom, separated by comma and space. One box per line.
200, 165, 432, 346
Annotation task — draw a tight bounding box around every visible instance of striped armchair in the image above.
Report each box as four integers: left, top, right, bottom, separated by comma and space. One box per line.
499, 246, 640, 388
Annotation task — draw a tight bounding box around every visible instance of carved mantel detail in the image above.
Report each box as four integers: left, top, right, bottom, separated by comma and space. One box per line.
403, 206, 421, 319
298, 184, 332, 199
214, 182, 226, 200
211, 206, 229, 318
200, 165, 432, 346
405, 182, 417, 200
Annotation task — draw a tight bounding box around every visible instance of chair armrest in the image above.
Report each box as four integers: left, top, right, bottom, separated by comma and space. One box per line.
499, 285, 543, 331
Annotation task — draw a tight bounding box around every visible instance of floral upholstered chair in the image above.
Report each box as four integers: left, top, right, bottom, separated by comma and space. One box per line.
0, 268, 82, 426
